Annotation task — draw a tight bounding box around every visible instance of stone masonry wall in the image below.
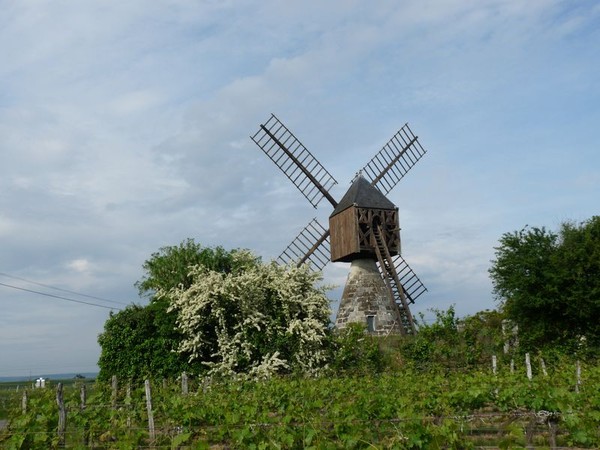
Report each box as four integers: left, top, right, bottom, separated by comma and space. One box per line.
335, 258, 403, 335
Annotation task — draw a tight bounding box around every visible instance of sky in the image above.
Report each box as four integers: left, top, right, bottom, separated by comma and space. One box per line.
0, 0, 598, 377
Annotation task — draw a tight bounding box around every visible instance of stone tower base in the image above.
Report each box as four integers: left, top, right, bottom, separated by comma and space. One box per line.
334, 258, 403, 335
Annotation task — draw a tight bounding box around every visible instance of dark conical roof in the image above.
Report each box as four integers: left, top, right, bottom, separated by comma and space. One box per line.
330, 175, 396, 217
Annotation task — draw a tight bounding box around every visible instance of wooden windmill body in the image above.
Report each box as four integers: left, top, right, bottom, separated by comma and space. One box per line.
251, 114, 427, 335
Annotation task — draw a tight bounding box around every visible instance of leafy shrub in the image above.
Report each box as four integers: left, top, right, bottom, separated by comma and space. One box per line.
329, 323, 390, 374
166, 255, 332, 379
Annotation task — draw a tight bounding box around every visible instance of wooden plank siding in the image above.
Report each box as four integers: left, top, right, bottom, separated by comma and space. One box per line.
330, 206, 401, 263
329, 206, 360, 262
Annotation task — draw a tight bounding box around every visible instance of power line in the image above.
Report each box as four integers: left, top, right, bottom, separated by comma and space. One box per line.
0, 281, 122, 311
0, 272, 128, 307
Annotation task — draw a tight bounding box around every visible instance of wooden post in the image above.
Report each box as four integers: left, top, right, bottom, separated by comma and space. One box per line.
126, 382, 132, 429
510, 358, 515, 374
525, 353, 532, 380
525, 413, 536, 450
492, 354, 499, 396
181, 372, 188, 395
525, 353, 532, 379
548, 418, 559, 450
80, 384, 87, 411
111, 375, 118, 409
145, 379, 155, 442
21, 390, 27, 414
540, 358, 548, 377
56, 383, 66, 447
575, 360, 581, 393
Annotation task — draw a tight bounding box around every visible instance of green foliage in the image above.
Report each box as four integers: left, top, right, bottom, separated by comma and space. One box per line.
489, 217, 600, 354
399, 307, 460, 368
461, 309, 505, 364
557, 218, 600, 350
3, 363, 600, 449
329, 323, 390, 374
98, 240, 252, 381
167, 258, 332, 378
97, 304, 197, 381
398, 306, 504, 369
135, 238, 258, 298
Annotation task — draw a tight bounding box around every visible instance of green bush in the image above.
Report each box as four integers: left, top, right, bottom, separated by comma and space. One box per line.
329, 323, 390, 374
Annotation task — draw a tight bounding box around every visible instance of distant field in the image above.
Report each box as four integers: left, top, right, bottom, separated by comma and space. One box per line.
0, 372, 98, 383
0, 377, 95, 390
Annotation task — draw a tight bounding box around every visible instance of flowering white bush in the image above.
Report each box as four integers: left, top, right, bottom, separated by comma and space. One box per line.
164, 252, 332, 379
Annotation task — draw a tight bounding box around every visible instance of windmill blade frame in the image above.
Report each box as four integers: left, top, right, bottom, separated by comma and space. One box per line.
277, 218, 331, 271
362, 123, 426, 195
385, 254, 427, 304
251, 114, 338, 208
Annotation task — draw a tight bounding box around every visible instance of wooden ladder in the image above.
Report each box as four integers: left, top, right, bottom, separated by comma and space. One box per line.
372, 224, 416, 335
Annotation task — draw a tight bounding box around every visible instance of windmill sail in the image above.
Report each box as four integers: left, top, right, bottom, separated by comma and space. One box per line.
389, 255, 427, 304
362, 124, 426, 195
251, 114, 338, 208
277, 218, 330, 271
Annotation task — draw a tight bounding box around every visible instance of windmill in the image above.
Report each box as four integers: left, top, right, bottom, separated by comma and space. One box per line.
250, 114, 427, 335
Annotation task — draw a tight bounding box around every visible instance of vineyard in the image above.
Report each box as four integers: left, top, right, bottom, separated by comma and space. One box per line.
1, 360, 599, 449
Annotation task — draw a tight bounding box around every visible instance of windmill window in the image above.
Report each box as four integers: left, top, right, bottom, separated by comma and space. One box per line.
366, 315, 376, 333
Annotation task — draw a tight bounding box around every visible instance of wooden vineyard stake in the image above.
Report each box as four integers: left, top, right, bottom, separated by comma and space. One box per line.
145, 379, 156, 442
111, 375, 118, 410
56, 383, 66, 447
492, 355, 498, 396
540, 357, 548, 377
21, 390, 27, 414
182, 372, 189, 395
80, 384, 86, 411
525, 353, 532, 380
126, 382, 132, 428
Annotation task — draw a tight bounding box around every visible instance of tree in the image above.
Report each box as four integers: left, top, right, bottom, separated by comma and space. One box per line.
556, 217, 600, 348
135, 239, 256, 298
165, 254, 332, 379
98, 240, 253, 381
97, 304, 193, 381
489, 217, 600, 354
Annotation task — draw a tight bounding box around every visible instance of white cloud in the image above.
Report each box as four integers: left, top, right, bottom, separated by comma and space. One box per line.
66, 258, 91, 273
109, 90, 164, 116
0, 216, 15, 236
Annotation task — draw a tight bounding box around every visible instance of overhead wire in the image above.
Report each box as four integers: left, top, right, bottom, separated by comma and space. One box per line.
0, 281, 123, 310
0, 271, 128, 307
